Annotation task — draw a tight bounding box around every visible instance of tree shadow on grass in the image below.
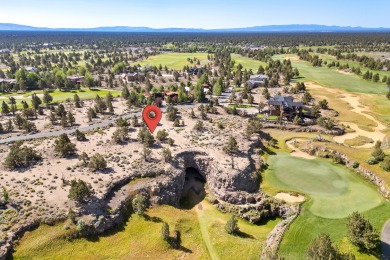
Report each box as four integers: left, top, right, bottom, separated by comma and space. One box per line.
235, 230, 255, 239
143, 214, 163, 223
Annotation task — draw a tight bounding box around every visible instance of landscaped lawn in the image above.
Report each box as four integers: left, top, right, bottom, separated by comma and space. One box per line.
134, 53, 210, 70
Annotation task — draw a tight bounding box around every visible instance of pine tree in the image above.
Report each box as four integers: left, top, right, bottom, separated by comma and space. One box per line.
67, 111, 75, 126
43, 90, 53, 107
223, 136, 238, 155
1, 101, 10, 115
74, 94, 81, 108
225, 215, 239, 235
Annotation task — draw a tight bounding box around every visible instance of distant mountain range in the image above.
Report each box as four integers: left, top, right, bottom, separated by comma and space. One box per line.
0, 23, 390, 32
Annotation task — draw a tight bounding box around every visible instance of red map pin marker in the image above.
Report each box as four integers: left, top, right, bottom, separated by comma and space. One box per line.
142, 105, 162, 133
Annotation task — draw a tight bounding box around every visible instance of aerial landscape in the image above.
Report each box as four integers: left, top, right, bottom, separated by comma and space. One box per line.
1, 0, 390, 259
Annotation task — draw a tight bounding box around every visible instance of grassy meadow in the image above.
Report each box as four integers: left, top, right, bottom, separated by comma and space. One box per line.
0, 88, 121, 109
231, 54, 267, 71
135, 53, 210, 70
12, 198, 278, 260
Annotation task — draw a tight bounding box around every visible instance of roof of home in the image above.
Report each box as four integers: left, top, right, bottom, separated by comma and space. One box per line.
268, 95, 303, 108
250, 74, 269, 80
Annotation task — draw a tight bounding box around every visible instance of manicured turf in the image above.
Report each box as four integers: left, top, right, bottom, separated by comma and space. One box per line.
264, 153, 382, 218
135, 53, 210, 70
259, 130, 390, 259
280, 202, 390, 260
13, 201, 277, 259
231, 54, 268, 71
273, 54, 387, 94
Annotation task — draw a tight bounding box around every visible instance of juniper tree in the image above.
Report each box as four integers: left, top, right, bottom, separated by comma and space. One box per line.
225, 215, 239, 235
132, 194, 147, 215
68, 179, 93, 202
88, 153, 107, 171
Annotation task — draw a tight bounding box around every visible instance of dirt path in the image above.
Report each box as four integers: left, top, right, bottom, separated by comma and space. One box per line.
286, 139, 315, 160
195, 202, 219, 260
306, 82, 386, 148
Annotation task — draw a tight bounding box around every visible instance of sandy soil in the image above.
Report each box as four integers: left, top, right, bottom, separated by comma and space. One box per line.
333, 93, 386, 148
306, 82, 386, 148
0, 104, 256, 224
336, 70, 353, 75
274, 192, 305, 203
286, 139, 316, 160
0, 98, 130, 140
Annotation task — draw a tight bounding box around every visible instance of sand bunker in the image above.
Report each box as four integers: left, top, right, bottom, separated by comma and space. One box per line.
306, 82, 386, 148
333, 93, 386, 148
275, 192, 305, 203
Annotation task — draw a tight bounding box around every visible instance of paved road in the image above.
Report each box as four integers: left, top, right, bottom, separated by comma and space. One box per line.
383, 220, 390, 260
0, 104, 196, 144
0, 87, 234, 144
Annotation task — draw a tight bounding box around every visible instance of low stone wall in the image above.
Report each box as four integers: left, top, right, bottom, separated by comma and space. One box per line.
261, 204, 301, 259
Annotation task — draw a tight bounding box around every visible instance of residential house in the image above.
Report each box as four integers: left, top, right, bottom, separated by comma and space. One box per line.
247, 74, 269, 88
120, 72, 146, 83
67, 75, 85, 84
24, 67, 37, 73
267, 95, 303, 119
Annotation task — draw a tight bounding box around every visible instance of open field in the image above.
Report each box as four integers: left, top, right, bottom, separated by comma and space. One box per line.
231, 54, 267, 71
134, 53, 210, 70
13, 199, 278, 259
273, 54, 387, 94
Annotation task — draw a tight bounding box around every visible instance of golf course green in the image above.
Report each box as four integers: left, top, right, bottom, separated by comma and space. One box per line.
264, 152, 390, 259
266, 153, 382, 218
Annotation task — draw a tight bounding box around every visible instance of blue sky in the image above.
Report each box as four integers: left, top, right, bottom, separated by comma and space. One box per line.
0, 0, 389, 28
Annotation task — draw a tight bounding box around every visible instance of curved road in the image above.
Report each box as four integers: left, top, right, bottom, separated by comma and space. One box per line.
383, 220, 390, 260
0, 88, 233, 144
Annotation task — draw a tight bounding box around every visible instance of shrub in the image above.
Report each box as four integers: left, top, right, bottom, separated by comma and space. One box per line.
366, 157, 378, 165
112, 127, 128, 144
156, 129, 169, 141
68, 179, 93, 202
380, 157, 390, 171
74, 129, 87, 141
54, 134, 76, 158
352, 161, 360, 169
3, 141, 41, 169
88, 153, 107, 171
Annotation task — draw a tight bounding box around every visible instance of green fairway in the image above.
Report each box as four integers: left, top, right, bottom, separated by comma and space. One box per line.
280, 202, 390, 260
12, 200, 277, 259
0, 88, 121, 108
135, 52, 210, 70
231, 54, 267, 71
273, 54, 387, 94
